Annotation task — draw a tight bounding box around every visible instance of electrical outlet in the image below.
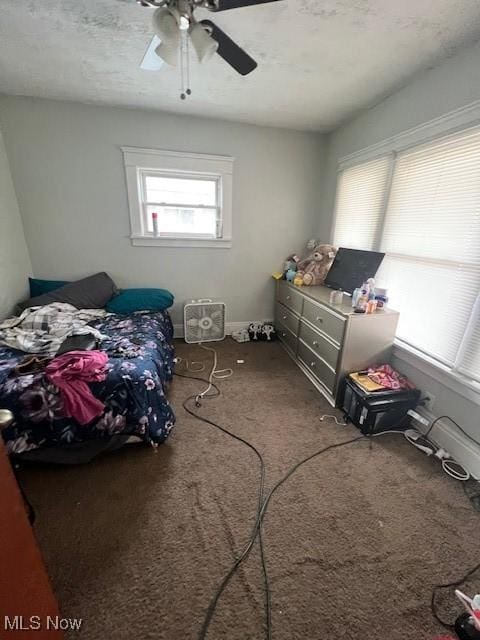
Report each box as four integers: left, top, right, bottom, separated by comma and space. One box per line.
407, 409, 430, 426
423, 390, 436, 411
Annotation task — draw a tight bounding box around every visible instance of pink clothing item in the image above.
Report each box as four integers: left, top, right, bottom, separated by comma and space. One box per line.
367, 363, 416, 391
46, 350, 108, 425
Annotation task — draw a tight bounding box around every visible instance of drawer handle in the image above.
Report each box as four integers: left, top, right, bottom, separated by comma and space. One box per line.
286, 295, 291, 300
310, 361, 316, 368
282, 332, 287, 337
282, 315, 287, 320
312, 340, 318, 347
316, 316, 323, 323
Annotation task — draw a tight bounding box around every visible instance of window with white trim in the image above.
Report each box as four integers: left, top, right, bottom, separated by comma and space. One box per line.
332, 126, 480, 384
142, 172, 220, 237
122, 147, 234, 248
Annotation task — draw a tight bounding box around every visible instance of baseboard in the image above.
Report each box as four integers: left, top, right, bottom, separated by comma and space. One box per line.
413, 408, 480, 480
173, 321, 272, 340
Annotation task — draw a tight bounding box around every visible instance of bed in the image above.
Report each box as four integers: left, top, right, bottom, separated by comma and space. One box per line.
0, 310, 176, 459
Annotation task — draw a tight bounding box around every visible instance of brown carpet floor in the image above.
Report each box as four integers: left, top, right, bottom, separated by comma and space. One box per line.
17, 339, 479, 640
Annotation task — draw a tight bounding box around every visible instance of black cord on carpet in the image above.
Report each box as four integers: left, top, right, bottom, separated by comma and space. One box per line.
175, 369, 366, 640
174, 371, 272, 640
176, 366, 480, 639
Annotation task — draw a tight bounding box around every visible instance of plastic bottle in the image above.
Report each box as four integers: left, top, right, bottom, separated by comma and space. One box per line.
351, 288, 361, 308
355, 282, 369, 312
152, 211, 159, 237
375, 287, 389, 309
366, 277, 376, 301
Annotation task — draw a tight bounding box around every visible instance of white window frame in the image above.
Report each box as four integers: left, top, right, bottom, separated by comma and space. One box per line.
122, 146, 234, 248
331, 99, 480, 405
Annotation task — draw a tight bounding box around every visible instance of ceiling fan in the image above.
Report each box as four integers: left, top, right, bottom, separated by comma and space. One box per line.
138, 0, 282, 96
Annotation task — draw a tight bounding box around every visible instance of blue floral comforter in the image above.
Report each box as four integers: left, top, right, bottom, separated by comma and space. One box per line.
0, 311, 176, 455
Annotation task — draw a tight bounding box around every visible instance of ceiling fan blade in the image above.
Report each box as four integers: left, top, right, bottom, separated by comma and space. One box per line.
140, 35, 164, 71
208, 0, 282, 11
200, 20, 257, 76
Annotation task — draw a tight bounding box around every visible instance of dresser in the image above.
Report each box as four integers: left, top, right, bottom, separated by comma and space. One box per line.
275, 280, 399, 405
0, 436, 64, 639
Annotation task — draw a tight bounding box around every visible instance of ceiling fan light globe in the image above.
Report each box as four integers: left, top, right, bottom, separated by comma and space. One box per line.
190, 22, 219, 63
152, 7, 179, 39
155, 40, 179, 66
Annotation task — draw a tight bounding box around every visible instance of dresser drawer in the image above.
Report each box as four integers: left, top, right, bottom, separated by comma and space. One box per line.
297, 340, 336, 393
275, 302, 299, 336
302, 298, 345, 344
277, 282, 303, 315
277, 321, 297, 355
299, 320, 339, 371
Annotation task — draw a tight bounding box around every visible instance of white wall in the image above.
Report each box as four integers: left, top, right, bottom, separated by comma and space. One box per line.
320, 40, 480, 474
0, 128, 32, 319
0, 96, 324, 326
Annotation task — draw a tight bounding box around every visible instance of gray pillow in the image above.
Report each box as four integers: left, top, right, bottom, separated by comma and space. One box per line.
16, 272, 118, 313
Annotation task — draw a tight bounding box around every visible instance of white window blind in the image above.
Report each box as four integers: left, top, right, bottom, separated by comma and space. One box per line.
332, 125, 480, 384
333, 156, 391, 250
378, 129, 480, 373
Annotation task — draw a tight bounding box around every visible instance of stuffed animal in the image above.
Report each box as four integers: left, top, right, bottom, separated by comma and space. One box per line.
283, 254, 299, 280
285, 268, 297, 282
261, 323, 277, 341
248, 322, 264, 341
296, 243, 337, 286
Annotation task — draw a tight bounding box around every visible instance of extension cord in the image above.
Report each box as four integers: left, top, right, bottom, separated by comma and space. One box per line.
404, 429, 470, 480
404, 428, 435, 456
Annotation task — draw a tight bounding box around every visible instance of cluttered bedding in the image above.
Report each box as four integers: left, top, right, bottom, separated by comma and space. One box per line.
0, 274, 176, 458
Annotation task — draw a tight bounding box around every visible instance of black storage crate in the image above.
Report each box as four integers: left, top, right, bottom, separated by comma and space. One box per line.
341, 377, 421, 435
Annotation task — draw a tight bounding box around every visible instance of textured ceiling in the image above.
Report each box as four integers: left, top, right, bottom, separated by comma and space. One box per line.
1, 0, 480, 131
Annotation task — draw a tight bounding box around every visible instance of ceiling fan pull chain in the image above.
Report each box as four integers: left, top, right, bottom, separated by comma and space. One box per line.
185, 33, 192, 96
180, 29, 192, 99
180, 30, 185, 99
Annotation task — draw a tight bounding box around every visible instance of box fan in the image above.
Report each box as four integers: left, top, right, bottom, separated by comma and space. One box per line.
183, 299, 226, 344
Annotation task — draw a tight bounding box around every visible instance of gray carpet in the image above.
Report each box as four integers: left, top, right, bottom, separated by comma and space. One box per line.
17, 339, 479, 640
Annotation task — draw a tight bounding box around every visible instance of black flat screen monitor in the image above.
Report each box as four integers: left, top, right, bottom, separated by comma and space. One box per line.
324, 248, 385, 294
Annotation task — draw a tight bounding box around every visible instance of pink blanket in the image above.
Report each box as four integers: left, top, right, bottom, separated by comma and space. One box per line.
367, 363, 415, 391
46, 350, 108, 425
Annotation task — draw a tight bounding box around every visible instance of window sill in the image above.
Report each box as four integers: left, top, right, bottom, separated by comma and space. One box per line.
393, 340, 480, 407
130, 235, 232, 249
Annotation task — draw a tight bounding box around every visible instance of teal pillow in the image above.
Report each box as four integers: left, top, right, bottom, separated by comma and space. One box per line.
29, 277, 69, 298
106, 288, 174, 314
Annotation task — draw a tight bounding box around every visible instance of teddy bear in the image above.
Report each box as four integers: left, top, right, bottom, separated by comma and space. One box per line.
296, 243, 337, 286
282, 240, 318, 281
